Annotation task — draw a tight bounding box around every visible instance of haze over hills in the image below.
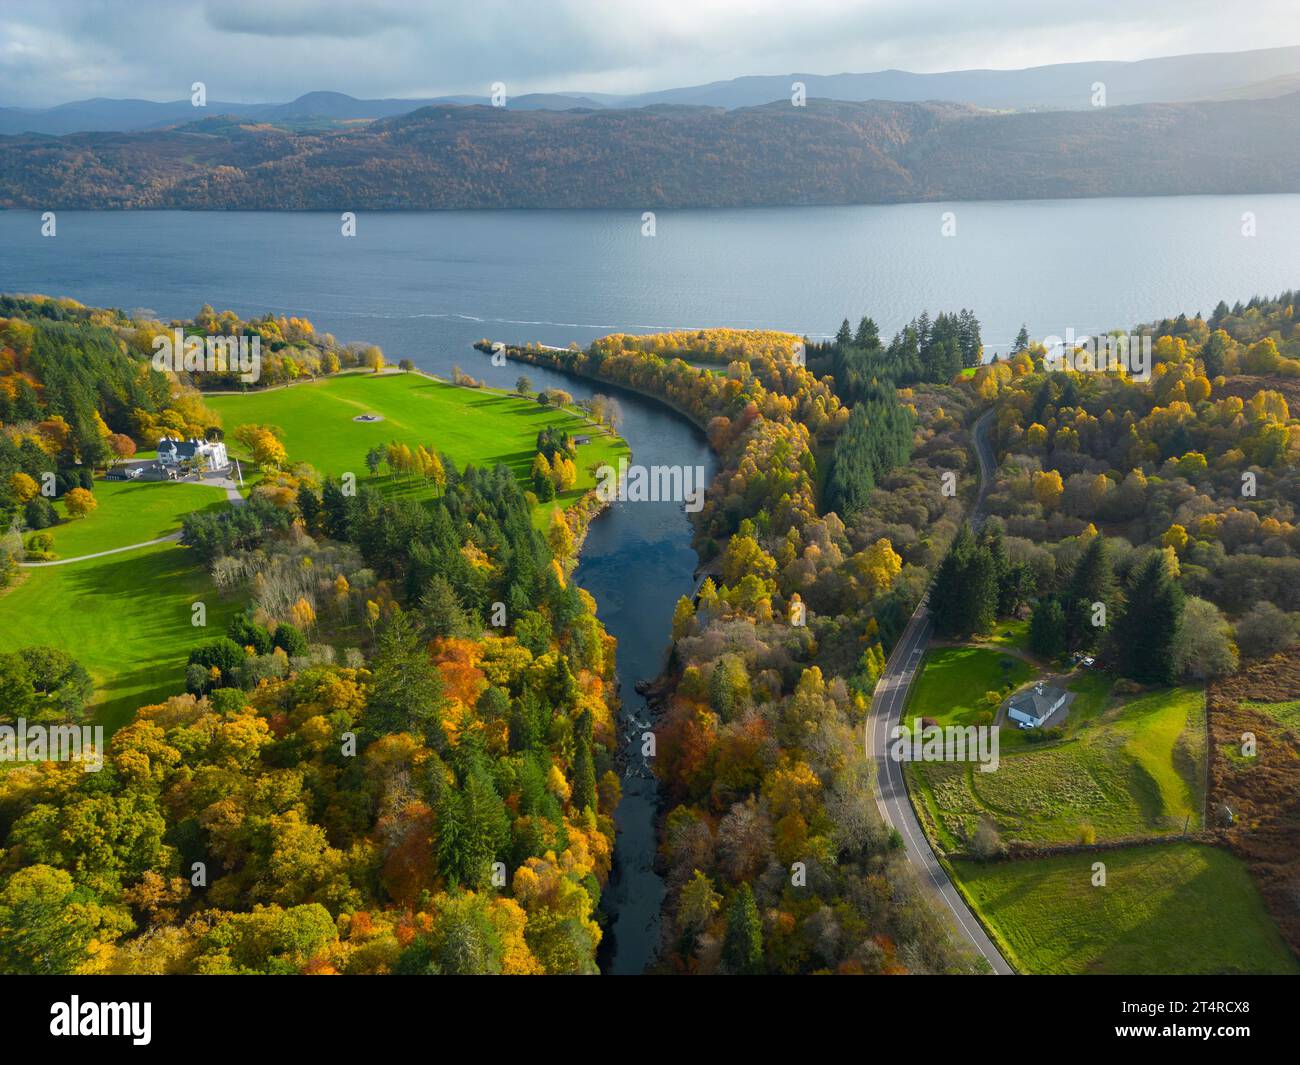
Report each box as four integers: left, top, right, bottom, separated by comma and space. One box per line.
0, 90, 610, 135
2, 44, 1299, 135
610, 44, 1300, 110
3, 92, 1298, 211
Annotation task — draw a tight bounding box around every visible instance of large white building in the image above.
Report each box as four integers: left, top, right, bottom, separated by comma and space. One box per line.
157, 436, 229, 472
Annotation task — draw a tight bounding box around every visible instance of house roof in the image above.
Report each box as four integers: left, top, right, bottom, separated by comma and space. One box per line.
1008, 685, 1066, 720
159, 437, 222, 459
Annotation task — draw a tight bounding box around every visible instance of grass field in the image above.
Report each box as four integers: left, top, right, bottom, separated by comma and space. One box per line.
951, 843, 1299, 974
207, 371, 629, 526
0, 541, 240, 731
910, 684, 1206, 848
42, 479, 229, 557
906, 646, 1032, 728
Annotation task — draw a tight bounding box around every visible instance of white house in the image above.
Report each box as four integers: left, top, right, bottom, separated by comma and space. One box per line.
157, 436, 229, 472
1006, 683, 1068, 729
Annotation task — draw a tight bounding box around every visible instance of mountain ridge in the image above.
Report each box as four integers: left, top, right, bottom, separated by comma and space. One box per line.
3, 44, 1299, 135
2, 92, 1298, 210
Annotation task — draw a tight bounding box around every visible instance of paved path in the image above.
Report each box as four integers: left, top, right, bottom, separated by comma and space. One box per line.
18, 532, 182, 567
866, 409, 1015, 974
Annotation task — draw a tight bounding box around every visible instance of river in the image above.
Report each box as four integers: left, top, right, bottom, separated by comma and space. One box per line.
2, 197, 1296, 972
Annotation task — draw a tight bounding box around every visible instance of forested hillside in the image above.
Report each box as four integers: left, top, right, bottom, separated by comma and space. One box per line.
3, 93, 1299, 210
0, 299, 620, 974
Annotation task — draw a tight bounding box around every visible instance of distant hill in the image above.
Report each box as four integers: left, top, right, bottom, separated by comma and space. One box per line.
609, 45, 1300, 110
2, 92, 1297, 211
2, 45, 1299, 135
1205, 72, 1300, 102
0, 90, 606, 135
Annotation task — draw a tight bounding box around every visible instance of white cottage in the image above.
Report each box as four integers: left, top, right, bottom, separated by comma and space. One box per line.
1007, 683, 1067, 729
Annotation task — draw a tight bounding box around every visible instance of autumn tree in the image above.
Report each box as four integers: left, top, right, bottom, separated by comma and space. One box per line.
0, 865, 123, 974
8, 472, 38, 504
63, 487, 97, 519
547, 509, 574, 560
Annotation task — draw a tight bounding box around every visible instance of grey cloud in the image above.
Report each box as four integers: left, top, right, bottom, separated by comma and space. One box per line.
204, 0, 418, 39
0, 0, 1295, 107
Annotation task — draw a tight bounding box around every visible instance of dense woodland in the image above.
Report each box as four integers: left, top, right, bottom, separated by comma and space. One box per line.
1, 459, 621, 975
926, 291, 1300, 690
0, 300, 616, 974
3, 93, 1299, 210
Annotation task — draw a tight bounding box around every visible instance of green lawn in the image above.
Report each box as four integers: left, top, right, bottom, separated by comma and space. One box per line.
906, 646, 1032, 728
951, 843, 1299, 974
0, 541, 239, 731
207, 371, 629, 526
43, 479, 229, 557
911, 685, 1206, 848
971, 618, 1031, 653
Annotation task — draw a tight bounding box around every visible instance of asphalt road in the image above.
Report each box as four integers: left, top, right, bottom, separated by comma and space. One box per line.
866, 409, 1015, 974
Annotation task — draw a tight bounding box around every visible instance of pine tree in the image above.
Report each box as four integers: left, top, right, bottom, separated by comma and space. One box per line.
824, 389, 915, 518
930, 526, 974, 637
854, 316, 879, 348
553, 654, 578, 712
966, 546, 998, 635
931, 526, 998, 636
980, 524, 1013, 613
958, 308, 983, 368
435, 789, 468, 884
419, 574, 476, 639
461, 767, 511, 885
365, 609, 447, 748
1029, 596, 1067, 659
722, 884, 763, 975
297, 486, 321, 532
574, 708, 597, 812
321, 478, 351, 540
1067, 535, 1115, 652
1109, 553, 1185, 684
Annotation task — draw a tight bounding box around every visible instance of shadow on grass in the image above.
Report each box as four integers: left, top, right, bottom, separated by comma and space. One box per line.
52, 545, 239, 732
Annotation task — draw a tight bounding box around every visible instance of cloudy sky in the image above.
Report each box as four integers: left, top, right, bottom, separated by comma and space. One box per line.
2, 0, 1296, 107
